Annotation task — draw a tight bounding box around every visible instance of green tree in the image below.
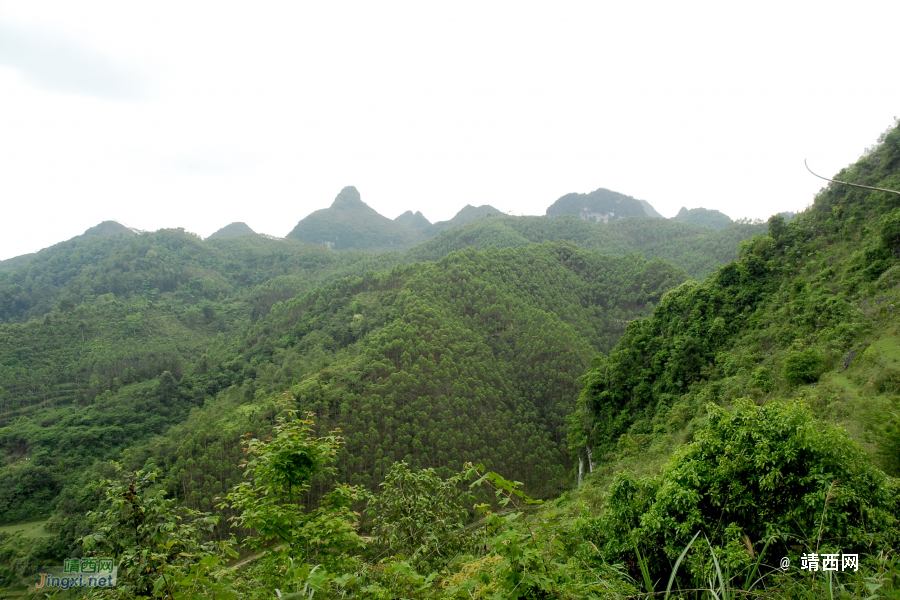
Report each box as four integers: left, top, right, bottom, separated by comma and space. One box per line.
367, 461, 473, 567
82, 464, 233, 599
219, 404, 367, 567
588, 400, 900, 584
881, 208, 900, 257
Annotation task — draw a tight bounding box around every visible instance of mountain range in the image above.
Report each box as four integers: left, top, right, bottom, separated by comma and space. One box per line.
1, 185, 738, 266
200, 185, 735, 254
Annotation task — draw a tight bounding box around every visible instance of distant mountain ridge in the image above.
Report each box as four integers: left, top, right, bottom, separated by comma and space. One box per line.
393, 210, 431, 229
5, 185, 744, 262
286, 186, 424, 250
208, 222, 256, 239
639, 199, 664, 218
671, 207, 732, 230
284, 188, 506, 251
547, 187, 736, 230
546, 188, 648, 223
81, 220, 138, 238
1, 220, 137, 271
425, 204, 503, 236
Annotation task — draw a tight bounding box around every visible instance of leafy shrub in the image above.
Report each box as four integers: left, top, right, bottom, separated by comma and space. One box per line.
748, 366, 773, 392
880, 414, 900, 477
367, 462, 472, 567
585, 400, 899, 584
782, 347, 825, 385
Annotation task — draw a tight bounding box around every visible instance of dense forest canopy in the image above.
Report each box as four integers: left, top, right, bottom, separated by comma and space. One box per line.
0, 243, 688, 525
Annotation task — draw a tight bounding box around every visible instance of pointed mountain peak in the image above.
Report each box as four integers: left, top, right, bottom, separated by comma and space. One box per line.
285, 187, 416, 250
331, 186, 367, 209
394, 210, 432, 229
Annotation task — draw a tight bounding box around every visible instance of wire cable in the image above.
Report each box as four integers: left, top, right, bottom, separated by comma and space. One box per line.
805, 159, 900, 197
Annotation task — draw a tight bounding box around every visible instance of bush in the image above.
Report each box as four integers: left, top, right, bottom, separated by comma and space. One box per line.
783, 347, 824, 385
586, 400, 900, 585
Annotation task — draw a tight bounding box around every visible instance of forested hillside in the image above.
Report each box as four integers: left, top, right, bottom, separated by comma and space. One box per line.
0, 231, 405, 523
1, 244, 687, 525
0, 230, 403, 413
571, 123, 900, 468
562, 120, 900, 594
408, 213, 766, 278
150, 245, 686, 504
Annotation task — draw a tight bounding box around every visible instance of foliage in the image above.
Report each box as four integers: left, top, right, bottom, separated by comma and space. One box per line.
408, 213, 766, 279
782, 346, 825, 385
219, 405, 367, 568
0, 229, 402, 522
4, 117, 900, 600
570, 120, 900, 470
136, 244, 686, 532
82, 464, 233, 599
585, 400, 900, 584
367, 462, 473, 567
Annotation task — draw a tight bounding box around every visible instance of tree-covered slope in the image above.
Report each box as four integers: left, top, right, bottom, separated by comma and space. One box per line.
0, 226, 404, 325
570, 118, 900, 496
118, 245, 688, 518
3, 129, 898, 600
0, 241, 687, 524
407, 213, 766, 278
551, 122, 900, 592
0, 231, 409, 523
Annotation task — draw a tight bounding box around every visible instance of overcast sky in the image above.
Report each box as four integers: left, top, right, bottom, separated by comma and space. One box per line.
1, 1, 898, 260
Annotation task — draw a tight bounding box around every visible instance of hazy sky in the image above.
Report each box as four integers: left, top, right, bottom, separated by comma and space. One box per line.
1, 1, 898, 260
